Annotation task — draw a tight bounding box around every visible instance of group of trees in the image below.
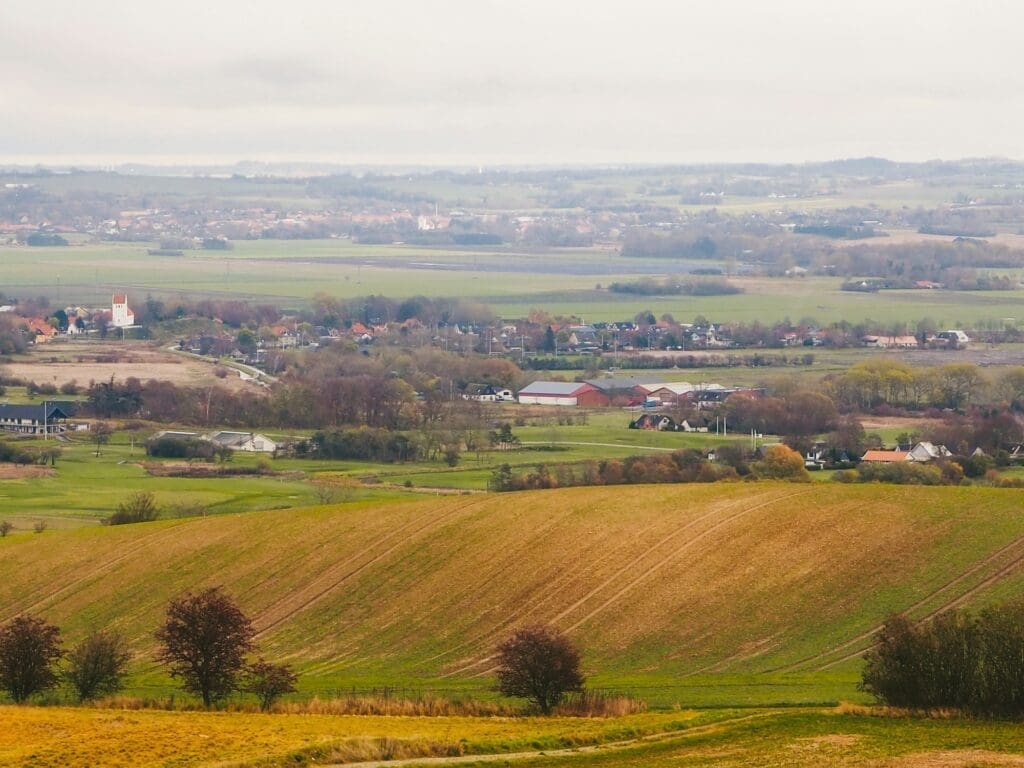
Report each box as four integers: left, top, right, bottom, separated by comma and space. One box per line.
0, 588, 296, 710
1, 591, 587, 716
488, 445, 809, 492
862, 601, 1024, 715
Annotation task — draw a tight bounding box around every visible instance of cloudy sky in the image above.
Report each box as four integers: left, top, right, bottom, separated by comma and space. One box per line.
2, 0, 1021, 166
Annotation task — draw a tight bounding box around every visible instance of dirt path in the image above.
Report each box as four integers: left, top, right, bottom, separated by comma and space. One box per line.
520, 441, 676, 452
330, 711, 787, 768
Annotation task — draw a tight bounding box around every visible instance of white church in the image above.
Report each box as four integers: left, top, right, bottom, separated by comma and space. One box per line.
111, 293, 135, 328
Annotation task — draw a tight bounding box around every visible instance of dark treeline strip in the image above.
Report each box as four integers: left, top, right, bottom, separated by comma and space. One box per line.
862, 602, 1024, 716
488, 445, 808, 491
607, 278, 742, 296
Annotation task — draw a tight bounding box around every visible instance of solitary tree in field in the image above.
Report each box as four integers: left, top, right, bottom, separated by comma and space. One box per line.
244, 658, 299, 711
155, 587, 254, 707
65, 629, 132, 702
90, 421, 113, 457
0, 614, 63, 703
495, 625, 584, 714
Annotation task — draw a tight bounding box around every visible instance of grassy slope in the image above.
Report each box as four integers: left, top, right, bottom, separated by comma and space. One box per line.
3, 484, 1024, 705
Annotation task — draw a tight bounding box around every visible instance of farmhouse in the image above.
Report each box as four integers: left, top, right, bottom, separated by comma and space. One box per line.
517, 381, 609, 407
908, 441, 953, 462
470, 384, 513, 402
0, 403, 70, 435
630, 413, 678, 431
861, 449, 911, 463
205, 431, 278, 453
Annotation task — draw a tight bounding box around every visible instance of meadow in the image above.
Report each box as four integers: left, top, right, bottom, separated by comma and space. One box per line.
6, 238, 1024, 326
4, 484, 1024, 707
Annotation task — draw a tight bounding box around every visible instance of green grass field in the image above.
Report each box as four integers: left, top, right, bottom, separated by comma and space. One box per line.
6, 238, 1024, 326
4, 483, 1024, 707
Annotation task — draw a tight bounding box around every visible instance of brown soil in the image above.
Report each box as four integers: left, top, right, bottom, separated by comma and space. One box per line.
0, 464, 55, 480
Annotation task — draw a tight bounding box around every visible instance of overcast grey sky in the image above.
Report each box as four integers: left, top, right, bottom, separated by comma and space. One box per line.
2, 0, 1021, 166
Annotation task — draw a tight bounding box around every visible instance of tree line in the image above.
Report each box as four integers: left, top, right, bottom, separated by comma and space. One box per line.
863, 601, 1024, 716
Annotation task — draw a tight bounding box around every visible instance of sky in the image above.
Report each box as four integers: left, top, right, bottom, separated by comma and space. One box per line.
2, 0, 1022, 167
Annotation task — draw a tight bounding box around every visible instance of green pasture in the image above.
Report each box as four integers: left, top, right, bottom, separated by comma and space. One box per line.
522, 709, 1024, 767
5, 238, 1024, 326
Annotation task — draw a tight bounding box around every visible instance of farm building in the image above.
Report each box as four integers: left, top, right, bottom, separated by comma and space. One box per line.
908, 442, 952, 462
635, 382, 697, 401
861, 449, 911, 463
470, 385, 513, 402
0, 403, 71, 435
630, 413, 678, 431
517, 381, 609, 407
861, 335, 919, 349
205, 431, 278, 453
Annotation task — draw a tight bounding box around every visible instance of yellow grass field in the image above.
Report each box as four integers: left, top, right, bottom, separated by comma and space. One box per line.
0, 705, 709, 768
3, 483, 1024, 701
5, 340, 254, 390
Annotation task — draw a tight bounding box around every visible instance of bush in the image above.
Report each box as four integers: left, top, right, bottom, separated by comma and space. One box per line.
753, 445, 811, 482
106, 492, 161, 525
0, 615, 63, 702
244, 658, 299, 711
65, 630, 131, 701
0, 520, 12, 537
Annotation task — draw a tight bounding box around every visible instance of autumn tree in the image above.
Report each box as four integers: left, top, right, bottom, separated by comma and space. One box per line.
495, 626, 584, 714
155, 587, 254, 707
754, 444, 811, 482
0, 615, 63, 703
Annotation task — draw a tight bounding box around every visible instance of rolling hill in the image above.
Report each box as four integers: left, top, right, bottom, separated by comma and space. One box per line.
3, 483, 1024, 703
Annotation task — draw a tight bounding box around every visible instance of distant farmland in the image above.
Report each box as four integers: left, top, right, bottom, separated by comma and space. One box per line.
3, 483, 1024, 705
6, 238, 1024, 325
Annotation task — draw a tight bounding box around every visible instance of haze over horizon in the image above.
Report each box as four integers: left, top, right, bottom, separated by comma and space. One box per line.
3, 0, 1022, 167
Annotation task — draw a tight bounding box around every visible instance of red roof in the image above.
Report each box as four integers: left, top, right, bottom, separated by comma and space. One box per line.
861, 450, 910, 463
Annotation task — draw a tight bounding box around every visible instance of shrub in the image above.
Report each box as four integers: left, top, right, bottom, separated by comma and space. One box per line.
753, 445, 811, 481
495, 626, 584, 714
65, 630, 131, 701
106, 492, 161, 525
32, 520, 47, 534
0, 520, 12, 537
244, 658, 298, 711
0, 615, 63, 702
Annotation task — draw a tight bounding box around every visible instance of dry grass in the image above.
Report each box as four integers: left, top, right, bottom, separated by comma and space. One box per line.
0, 704, 700, 768
5, 340, 255, 391
0, 464, 54, 480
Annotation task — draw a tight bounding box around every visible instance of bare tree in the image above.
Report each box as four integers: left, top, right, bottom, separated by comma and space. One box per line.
65, 629, 131, 701
495, 626, 584, 714
154, 587, 254, 707
0, 615, 63, 703
90, 421, 113, 457
244, 658, 298, 711
0, 520, 12, 537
